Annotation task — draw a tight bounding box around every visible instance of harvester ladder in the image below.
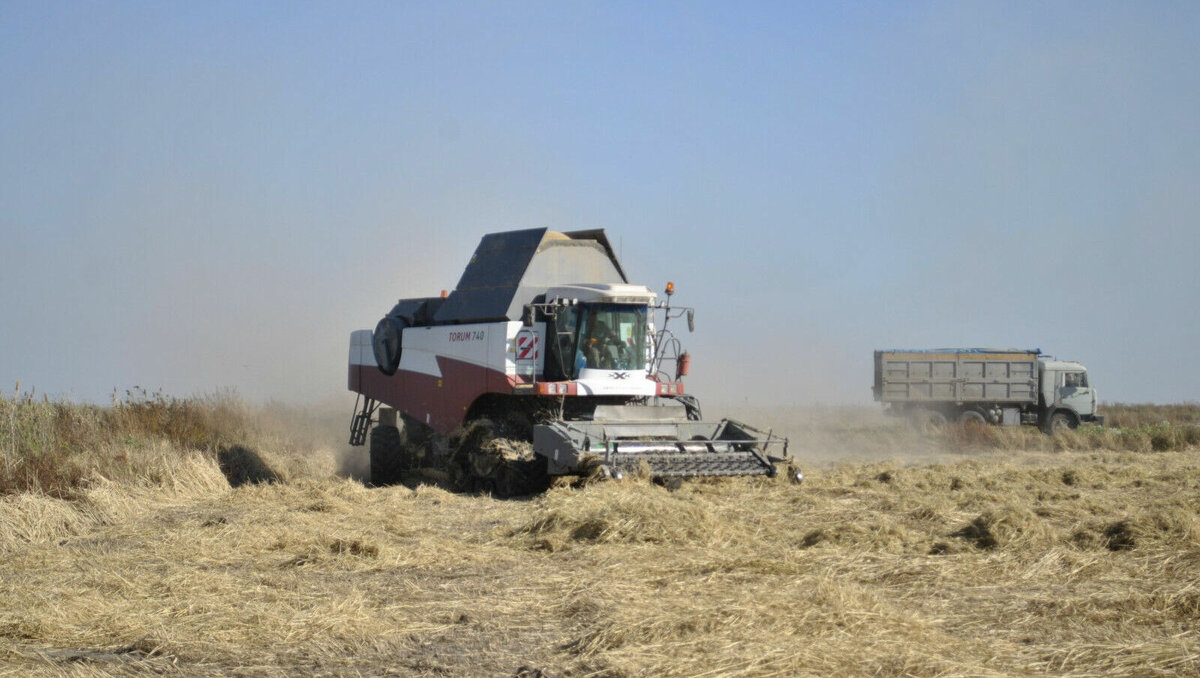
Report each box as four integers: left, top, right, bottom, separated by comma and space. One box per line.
348, 394, 378, 446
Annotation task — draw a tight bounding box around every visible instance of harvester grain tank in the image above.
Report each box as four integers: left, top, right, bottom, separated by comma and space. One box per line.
348, 228, 793, 494
873, 348, 1104, 433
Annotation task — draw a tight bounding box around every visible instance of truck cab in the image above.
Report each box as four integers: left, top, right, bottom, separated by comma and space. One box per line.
1038, 360, 1103, 430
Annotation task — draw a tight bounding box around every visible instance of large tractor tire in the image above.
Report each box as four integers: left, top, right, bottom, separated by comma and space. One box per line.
369, 425, 404, 486
448, 418, 550, 498
491, 439, 550, 498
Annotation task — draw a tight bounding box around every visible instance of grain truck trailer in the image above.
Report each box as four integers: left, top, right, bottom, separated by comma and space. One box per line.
873, 349, 1104, 433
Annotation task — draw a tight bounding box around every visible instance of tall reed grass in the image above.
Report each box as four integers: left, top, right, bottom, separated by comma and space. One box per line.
1, 386, 251, 497
1101, 402, 1200, 427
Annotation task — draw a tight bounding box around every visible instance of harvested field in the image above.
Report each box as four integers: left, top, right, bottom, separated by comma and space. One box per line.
2, 395, 1199, 676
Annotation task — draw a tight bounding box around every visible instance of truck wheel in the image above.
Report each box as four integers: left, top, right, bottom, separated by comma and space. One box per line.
959, 410, 987, 427
1048, 412, 1076, 434
912, 410, 947, 434
369, 425, 404, 486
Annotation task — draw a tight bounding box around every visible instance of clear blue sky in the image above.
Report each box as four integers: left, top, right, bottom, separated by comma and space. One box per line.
2, 2, 1198, 406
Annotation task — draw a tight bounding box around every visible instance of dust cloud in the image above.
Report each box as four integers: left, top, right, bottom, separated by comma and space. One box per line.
717, 404, 999, 469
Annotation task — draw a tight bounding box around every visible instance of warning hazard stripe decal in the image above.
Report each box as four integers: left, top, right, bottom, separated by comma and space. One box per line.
517, 335, 540, 360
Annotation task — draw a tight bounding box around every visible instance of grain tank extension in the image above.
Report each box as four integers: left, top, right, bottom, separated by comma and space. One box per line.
873, 348, 1104, 433
348, 228, 792, 494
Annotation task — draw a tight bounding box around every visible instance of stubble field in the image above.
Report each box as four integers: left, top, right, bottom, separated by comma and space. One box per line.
2, 393, 1198, 676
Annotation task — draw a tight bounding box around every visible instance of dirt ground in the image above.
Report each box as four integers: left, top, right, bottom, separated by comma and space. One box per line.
2, 407, 1199, 676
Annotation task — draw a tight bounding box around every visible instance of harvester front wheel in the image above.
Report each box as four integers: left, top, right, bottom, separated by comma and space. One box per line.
449, 418, 550, 498
369, 425, 404, 486
493, 452, 550, 498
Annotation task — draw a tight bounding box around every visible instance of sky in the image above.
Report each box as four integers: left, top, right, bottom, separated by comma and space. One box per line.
2, 1, 1198, 408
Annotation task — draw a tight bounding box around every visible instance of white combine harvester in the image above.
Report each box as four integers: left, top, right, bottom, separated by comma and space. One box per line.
348, 228, 795, 495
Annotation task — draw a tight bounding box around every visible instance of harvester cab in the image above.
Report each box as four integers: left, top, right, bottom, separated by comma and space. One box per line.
526, 284, 661, 391
348, 228, 795, 493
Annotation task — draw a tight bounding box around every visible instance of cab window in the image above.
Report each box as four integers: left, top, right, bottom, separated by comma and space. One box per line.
1064, 372, 1088, 388
575, 304, 648, 371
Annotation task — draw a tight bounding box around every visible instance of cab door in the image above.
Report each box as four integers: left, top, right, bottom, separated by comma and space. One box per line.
1058, 370, 1095, 417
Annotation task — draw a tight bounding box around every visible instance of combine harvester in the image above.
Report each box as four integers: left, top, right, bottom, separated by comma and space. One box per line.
347, 228, 795, 495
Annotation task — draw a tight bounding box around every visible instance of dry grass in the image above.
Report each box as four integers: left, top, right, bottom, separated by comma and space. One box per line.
1, 387, 344, 497
1102, 403, 1200, 428
1, 395, 1199, 676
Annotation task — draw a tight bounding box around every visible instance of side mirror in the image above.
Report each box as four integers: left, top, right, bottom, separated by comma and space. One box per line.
522, 306, 535, 328
687, 309, 695, 333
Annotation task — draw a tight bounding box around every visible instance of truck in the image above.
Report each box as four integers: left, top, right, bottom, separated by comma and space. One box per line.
348, 228, 794, 495
873, 348, 1104, 433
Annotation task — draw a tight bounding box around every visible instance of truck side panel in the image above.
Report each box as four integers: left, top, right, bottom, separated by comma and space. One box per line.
875, 350, 1039, 405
